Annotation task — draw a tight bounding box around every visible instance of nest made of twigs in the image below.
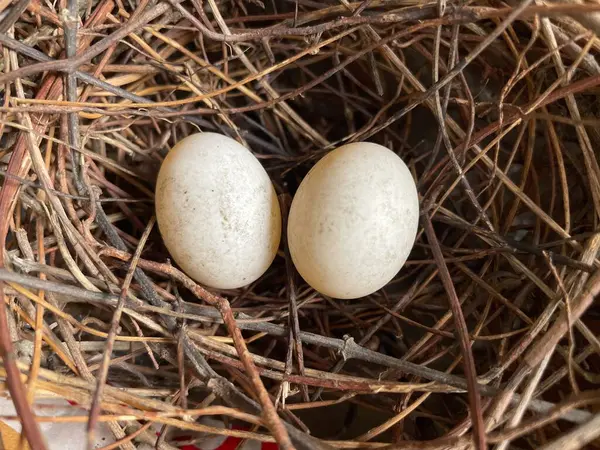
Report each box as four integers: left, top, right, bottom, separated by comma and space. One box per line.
1, 1, 600, 450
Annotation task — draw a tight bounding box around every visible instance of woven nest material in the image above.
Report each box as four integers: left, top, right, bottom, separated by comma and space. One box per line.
0, 1, 600, 449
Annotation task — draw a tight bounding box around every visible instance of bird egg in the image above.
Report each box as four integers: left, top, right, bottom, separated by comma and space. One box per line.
155, 132, 281, 289
287, 142, 419, 299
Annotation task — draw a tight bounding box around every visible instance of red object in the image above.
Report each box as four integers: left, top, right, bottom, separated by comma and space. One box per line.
158, 423, 279, 450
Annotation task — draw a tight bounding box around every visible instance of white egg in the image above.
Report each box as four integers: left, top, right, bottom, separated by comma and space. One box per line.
155, 132, 281, 289
288, 142, 419, 299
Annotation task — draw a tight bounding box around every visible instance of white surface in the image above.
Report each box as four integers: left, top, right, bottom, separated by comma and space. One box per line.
288, 142, 419, 299
0, 396, 114, 450
155, 133, 282, 289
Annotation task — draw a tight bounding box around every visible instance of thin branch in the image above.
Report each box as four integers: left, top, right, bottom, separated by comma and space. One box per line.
422, 211, 485, 450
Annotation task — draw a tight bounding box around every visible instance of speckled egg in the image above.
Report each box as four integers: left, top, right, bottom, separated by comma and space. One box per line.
287, 142, 419, 299
155, 133, 281, 289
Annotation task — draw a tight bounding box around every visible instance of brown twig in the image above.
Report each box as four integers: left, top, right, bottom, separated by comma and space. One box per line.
422, 211, 485, 450
86, 217, 155, 450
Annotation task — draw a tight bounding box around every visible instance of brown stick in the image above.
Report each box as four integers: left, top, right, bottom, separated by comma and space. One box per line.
86, 217, 155, 449
422, 212, 486, 450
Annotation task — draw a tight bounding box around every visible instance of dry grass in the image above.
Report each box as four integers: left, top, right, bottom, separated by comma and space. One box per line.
0, 0, 600, 449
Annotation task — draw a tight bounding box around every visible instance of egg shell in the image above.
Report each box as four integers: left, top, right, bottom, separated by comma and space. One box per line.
287, 142, 419, 299
155, 132, 281, 289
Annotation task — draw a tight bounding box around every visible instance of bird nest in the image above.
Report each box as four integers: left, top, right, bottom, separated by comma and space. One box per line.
1, 1, 600, 449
